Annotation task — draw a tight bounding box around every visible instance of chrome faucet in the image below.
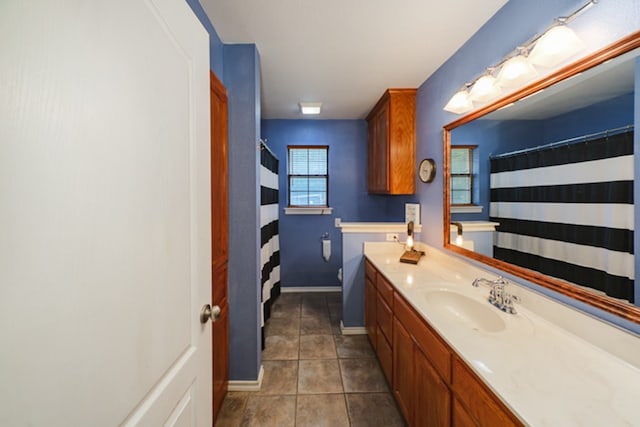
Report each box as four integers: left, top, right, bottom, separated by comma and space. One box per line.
472, 276, 518, 314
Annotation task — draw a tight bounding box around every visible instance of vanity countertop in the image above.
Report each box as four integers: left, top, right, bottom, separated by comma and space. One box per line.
364, 242, 640, 426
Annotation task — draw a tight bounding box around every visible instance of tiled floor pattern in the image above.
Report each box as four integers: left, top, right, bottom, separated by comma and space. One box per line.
215, 292, 406, 427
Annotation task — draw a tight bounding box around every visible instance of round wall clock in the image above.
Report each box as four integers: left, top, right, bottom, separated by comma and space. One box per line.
418, 158, 436, 183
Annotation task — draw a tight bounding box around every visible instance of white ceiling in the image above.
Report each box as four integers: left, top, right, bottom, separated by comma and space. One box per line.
202, 0, 508, 119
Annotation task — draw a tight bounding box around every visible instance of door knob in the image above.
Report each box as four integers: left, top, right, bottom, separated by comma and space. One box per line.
200, 304, 222, 324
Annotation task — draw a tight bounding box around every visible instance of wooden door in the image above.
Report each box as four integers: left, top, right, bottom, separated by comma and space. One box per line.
0, 0, 213, 425
210, 71, 229, 421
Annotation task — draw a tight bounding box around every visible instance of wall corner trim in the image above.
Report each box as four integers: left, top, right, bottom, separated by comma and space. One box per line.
281, 286, 341, 293
451, 205, 483, 214
340, 321, 367, 335
228, 365, 264, 392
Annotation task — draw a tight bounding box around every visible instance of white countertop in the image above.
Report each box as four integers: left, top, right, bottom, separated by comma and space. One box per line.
364, 242, 640, 427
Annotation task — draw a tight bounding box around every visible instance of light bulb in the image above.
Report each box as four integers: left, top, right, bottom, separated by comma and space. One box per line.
455, 235, 464, 246
406, 235, 414, 250
529, 25, 585, 68
469, 74, 502, 103
496, 55, 538, 89
443, 88, 473, 114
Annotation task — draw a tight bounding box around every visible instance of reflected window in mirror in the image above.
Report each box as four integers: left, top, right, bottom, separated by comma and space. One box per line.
451, 145, 478, 207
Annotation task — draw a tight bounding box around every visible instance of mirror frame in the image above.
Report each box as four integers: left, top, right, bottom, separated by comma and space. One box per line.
443, 30, 640, 324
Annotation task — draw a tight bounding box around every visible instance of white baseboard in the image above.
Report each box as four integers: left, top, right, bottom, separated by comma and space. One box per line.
227, 364, 264, 392
281, 286, 341, 293
340, 321, 367, 335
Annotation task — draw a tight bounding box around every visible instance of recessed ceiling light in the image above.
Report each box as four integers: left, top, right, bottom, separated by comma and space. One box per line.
299, 102, 322, 115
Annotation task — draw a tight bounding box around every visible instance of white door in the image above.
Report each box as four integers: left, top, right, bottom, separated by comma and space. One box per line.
0, 1, 212, 426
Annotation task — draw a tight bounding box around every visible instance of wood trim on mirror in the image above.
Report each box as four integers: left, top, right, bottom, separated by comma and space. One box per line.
443, 30, 640, 325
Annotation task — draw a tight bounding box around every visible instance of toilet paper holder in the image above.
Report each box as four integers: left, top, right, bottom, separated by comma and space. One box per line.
321, 232, 331, 262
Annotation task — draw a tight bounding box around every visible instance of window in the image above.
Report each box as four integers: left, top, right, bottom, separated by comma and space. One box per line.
288, 146, 328, 207
450, 146, 476, 205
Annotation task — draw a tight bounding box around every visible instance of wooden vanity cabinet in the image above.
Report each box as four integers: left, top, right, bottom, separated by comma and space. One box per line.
394, 292, 451, 427
366, 89, 416, 195
364, 259, 394, 384
365, 260, 523, 427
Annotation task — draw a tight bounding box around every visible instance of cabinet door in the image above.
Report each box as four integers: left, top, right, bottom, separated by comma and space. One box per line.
453, 398, 478, 427
376, 326, 393, 385
365, 275, 377, 350
376, 292, 393, 344
369, 104, 389, 192
392, 316, 414, 424
414, 345, 451, 427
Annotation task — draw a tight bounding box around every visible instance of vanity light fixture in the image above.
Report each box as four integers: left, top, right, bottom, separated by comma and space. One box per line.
528, 23, 585, 68
299, 102, 322, 115
443, 85, 474, 114
468, 71, 502, 103
496, 49, 538, 89
443, 0, 596, 114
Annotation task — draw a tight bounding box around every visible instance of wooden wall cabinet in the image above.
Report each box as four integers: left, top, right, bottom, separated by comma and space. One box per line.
365, 260, 523, 427
366, 89, 417, 195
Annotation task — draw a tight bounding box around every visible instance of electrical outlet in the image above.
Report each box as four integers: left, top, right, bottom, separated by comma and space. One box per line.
386, 233, 399, 242
334, 217, 341, 227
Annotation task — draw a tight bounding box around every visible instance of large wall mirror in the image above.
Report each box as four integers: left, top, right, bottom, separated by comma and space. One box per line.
443, 31, 640, 324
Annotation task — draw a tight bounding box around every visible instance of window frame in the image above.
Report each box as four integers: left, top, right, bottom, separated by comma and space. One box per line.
450, 145, 477, 206
287, 145, 329, 208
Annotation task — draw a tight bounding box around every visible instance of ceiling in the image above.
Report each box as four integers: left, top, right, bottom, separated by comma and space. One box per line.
202, 0, 508, 119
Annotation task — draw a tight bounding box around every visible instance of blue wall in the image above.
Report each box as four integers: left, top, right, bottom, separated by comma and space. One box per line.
543, 92, 634, 143
261, 120, 417, 287
224, 44, 262, 381
417, 0, 640, 333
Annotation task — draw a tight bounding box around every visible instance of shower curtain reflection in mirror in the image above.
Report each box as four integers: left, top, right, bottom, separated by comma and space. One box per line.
489, 128, 634, 302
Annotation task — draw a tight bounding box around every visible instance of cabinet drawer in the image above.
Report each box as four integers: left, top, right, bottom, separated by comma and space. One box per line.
377, 293, 393, 344
452, 357, 521, 427
376, 274, 394, 307
394, 293, 451, 383
376, 327, 393, 384
365, 259, 377, 284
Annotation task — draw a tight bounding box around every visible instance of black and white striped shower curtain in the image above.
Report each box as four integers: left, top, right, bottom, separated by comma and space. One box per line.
260, 143, 281, 348
490, 130, 634, 303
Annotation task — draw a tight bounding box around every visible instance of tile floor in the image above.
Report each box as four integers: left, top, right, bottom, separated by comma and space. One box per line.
214, 292, 406, 427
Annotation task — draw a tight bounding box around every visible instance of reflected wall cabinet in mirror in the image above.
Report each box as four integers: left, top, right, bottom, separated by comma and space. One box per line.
443, 31, 640, 325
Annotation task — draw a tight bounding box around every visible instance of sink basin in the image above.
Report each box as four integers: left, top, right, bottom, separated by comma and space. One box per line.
425, 290, 506, 333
